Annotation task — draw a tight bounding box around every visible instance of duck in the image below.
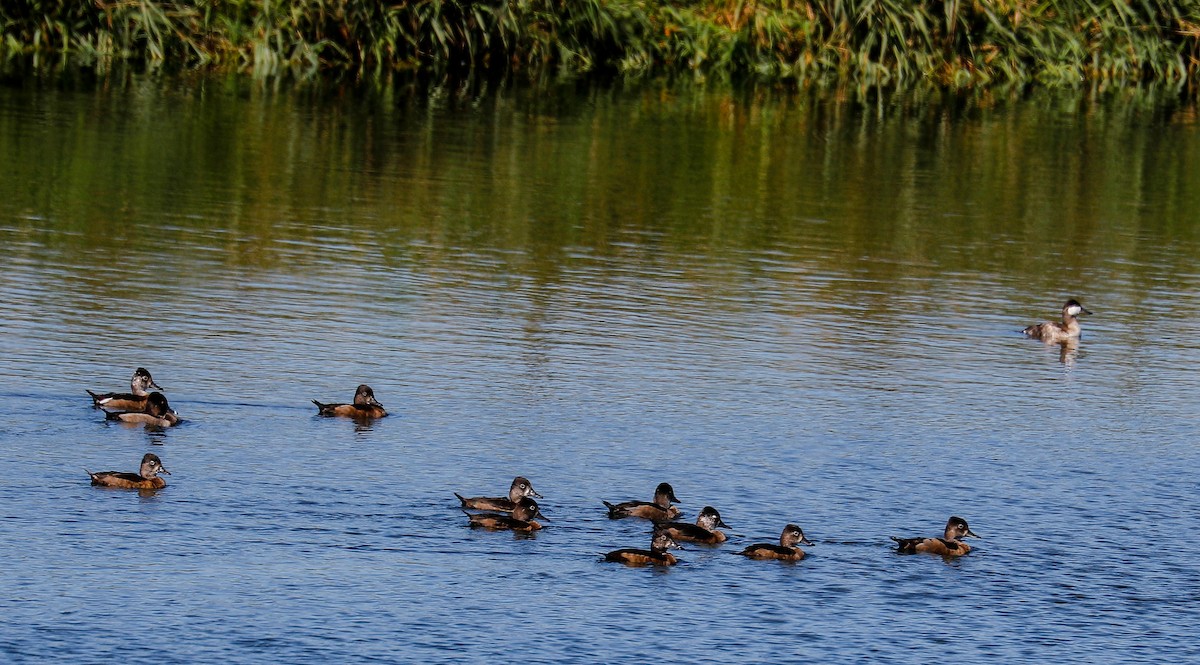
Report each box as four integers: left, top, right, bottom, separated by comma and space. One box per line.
86, 367, 162, 411
736, 524, 813, 561
463, 497, 547, 532
603, 482, 681, 521
603, 528, 681, 567
86, 453, 170, 490
104, 392, 178, 427
657, 506, 729, 544
312, 384, 387, 418
455, 476, 542, 512
1023, 299, 1092, 342
891, 516, 980, 557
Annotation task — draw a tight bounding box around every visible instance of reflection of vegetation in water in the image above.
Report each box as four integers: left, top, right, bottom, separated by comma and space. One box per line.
1, 1, 1198, 86
0, 74, 1197, 301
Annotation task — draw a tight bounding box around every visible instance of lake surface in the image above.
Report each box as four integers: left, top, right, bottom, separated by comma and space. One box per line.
1, 72, 1199, 662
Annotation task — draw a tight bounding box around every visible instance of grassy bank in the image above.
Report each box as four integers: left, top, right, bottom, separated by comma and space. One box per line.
2, 1, 1198, 87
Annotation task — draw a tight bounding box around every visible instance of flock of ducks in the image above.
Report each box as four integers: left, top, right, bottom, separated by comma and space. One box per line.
83, 300, 1091, 565
451, 477, 971, 565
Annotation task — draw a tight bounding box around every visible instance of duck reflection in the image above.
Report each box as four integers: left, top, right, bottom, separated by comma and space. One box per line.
1057, 338, 1079, 366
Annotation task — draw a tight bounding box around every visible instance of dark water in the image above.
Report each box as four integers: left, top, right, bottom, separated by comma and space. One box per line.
1, 74, 1199, 662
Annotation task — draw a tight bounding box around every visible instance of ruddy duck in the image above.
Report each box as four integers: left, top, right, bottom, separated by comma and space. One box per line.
455, 476, 542, 512
657, 506, 729, 544
736, 524, 813, 561
603, 482, 682, 521
1023, 299, 1092, 342
86, 453, 170, 489
891, 516, 979, 557
87, 367, 162, 411
463, 497, 547, 532
312, 384, 387, 418
105, 392, 179, 427
603, 529, 681, 567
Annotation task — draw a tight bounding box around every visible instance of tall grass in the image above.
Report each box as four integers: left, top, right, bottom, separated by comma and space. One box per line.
2, 1, 1198, 86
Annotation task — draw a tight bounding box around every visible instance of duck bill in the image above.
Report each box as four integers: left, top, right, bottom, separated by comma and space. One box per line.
716, 519, 730, 529
159, 468, 172, 476
799, 537, 814, 546
966, 529, 980, 538
1081, 308, 1093, 315
150, 381, 164, 390
530, 489, 544, 499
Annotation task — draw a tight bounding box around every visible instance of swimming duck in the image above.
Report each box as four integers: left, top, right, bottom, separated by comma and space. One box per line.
105, 392, 178, 427
1023, 299, 1092, 342
603, 482, 681, 521
463, 497, 547, 532
86, 367, 162, 411
891, 516, 979, 557
603, 528, 681, 567
86, 453, 170, 490
312, 384, 387, 418
455, 476, 542, 512
736, 524, 813, 561
657, 506, 729, 544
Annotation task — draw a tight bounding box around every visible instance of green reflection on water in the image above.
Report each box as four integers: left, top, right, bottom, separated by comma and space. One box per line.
1, 74, 1197, 297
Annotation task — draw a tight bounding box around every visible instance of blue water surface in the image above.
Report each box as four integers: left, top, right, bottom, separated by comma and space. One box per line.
1, 76, 1199, 662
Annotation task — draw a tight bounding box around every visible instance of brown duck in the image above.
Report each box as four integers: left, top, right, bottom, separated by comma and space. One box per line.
736, 524, 813, 561
603, 529, 681, 567
463, 497, 547, 532
455, 476, 542, 512
603, 482, 681, 521
1023, 299, 1091, 342
891, 516, 980, 557
312, 384, 387, 418
105, 392, 178, 427
86, 453, 170, 490
87, 367, 163, 411
657, 506, 729, 545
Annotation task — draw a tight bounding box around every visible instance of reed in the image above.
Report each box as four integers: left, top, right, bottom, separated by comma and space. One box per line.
2, 1, 1197, 87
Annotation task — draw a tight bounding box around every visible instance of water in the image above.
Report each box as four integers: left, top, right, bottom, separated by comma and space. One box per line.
1, 73, 1199, 662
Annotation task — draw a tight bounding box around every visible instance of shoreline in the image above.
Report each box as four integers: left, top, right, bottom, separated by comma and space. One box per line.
1, 1, 1197, 89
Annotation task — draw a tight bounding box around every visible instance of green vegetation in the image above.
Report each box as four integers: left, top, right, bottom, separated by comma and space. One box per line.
2, 1, 1198, 87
